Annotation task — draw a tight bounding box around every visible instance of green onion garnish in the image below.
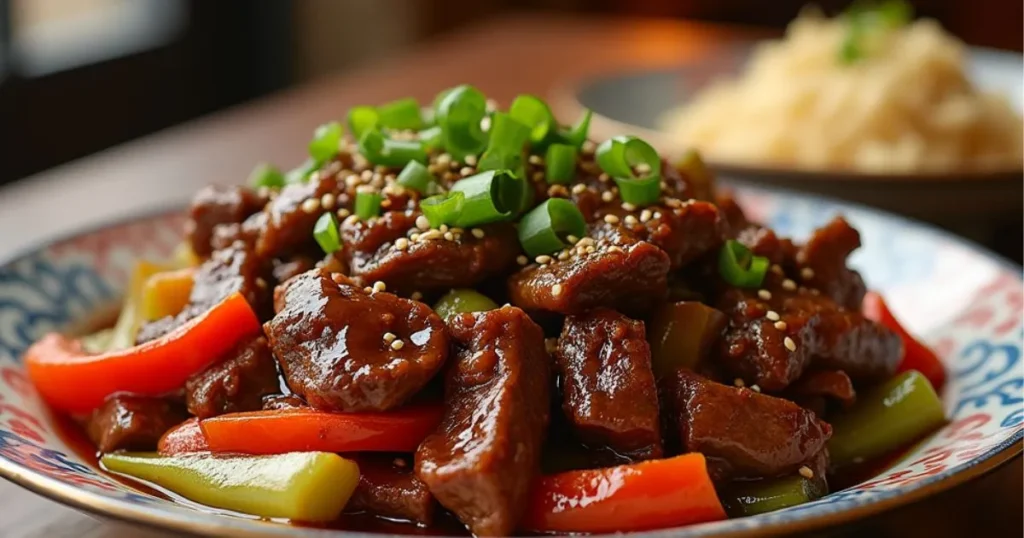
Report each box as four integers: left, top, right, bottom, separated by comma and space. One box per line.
285, 159, 318, 184
517, 198, 587, 258
347, 106, 379, 141
545, 144, 577, 184
477, 112, 531, 176
561, 109, 593, 148
358, 128, 428, 167
396, 161, 435, 195
839, 0, 913, 64
596, 135, 663, 206
418, 125, 443, 150
421, 191, 465, 228
377, 97, 424, 131
435, 84, 488, 160
508, 94, 555, 144
449, 170, 523, 227
249, 163, 285, 188
718, 240, 769, 288
308, 121, 343, 163
355, 191, 384, 220
313, 212, 341, 254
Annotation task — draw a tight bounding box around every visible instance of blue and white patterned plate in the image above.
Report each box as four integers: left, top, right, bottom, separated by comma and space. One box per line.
0, 187, 1020, 537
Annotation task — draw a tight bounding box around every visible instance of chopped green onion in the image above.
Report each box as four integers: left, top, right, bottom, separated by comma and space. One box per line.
562, 109, 593, 148
355, 191, 384, 220
418, 125, 443, 150
285, 159, 318, 184
377, 97, 424, 131
420, 191, 465, 228
718, 240, 769, 288
477, 112, 531, 180
313, 212, 342, 254
347, 106, 379, 141
596, 135, 663, 206
435, 85, 488, 160
432, 289, 498, 319
358, 128, 428, 167
839, 0, 913, 64
449, 170, 523, 227
508, 94, 555, 144
396, 161, 435, 195
308, 122, 343, 163
249, 163, 285, 188
517, 198, 587, 258
545, 144, 577, 184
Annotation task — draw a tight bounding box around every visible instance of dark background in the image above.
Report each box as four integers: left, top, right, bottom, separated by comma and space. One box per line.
1, 0, 1020, 186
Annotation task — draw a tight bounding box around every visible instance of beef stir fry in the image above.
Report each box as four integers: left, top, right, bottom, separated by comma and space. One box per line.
24, 87, 948, 535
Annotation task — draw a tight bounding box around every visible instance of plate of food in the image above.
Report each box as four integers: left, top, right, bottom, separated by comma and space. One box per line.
563, 2, 1024, 228
0, 86, 1020, 538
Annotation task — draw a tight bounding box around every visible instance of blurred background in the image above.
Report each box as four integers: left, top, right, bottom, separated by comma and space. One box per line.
1, 0, 1020, 185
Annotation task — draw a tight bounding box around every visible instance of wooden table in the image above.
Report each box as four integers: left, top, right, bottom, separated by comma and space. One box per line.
0, 14, 1020, 538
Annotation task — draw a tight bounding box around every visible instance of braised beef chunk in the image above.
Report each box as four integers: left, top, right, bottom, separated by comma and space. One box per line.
186, 186, 267, 258
415, 306, 551, 536
265, 270, 448, 412
86, 396, 186, 453
660, 370, 831, 481
787, 370, 856, 414
804, 301, 902, 382
185, 336, 280, 418
794, 217, 867, 311
341, 211, 521, 294
736, 225, 797, 265
272, 256, 318, 285
593, 200, 726, 270
508, 238, 669, 316
348, 455, 435, 525
256, 173, 339, 260
555, 308, 662, 459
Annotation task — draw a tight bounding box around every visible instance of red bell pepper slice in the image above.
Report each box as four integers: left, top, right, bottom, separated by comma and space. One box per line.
174, 405, 444, 456
25, 292, 261, 414
862, 291, 946, 391
158, 418, 210, 454
521, 453, 726, 533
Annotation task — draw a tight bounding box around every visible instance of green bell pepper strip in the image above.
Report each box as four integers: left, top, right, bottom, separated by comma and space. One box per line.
719, 474, 825, 517
101, 452, 360, 522
827, 370, 946, 468
432, 289, 498, 319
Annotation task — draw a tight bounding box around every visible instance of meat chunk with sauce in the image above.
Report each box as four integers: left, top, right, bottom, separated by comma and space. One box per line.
86, 396, 187, 453
186, 186, 267, 258
660, 369, 831, 481
555, 308, 662, 459
794, 217, 867, 311
594, 200, 726, 270
347, 455, 435, 525
264, 270, 448, 412
508, 237, 669, 316
341, 211, 521, 294
184, 336, 280, 418
415, 306, 551, 536
256, 173, 339, 260
786, 369, 857, 417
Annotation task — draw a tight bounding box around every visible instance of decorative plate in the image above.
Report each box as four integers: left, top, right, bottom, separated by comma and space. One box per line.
0, 187, 1021, 537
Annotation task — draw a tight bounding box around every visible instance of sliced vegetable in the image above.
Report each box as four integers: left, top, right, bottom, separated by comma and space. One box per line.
313, 212, 342, 254
418, 125, 443, 150
448, 170, 523, 227
109, 261, 176, 350
560, 108, 593, 148
595, 135, 662, 206
646, 301, 727, 378
25, 292, 261, 414
545, 143, 577, 184
862, 291, 946, 390
102, 452, 359, 522
285, 158, 318, 184
435, 84, 488, 159
195, 405, 444, 456
420, 191, 465, 228
521, 453, 725, 533
828, 370, 945, 468
718, 239, 769, 288
158, 418, 209, 454
396, 161, 435, 195
477, 112, 531, 174
719, 474, 826, 517
355, 191, 384, 220
508, 94, 555, 144
308, 121, 343, 163
248, 163, 285, 189
141, 268, 195, 321
377, 97, 424, 131
432, 289, 498, 319
517, 198, 586, 258
358, 128, 428, 167
347, 106, 379, 141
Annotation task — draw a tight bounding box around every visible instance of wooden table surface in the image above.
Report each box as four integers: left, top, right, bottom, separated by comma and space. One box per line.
0, 13, 1020, 538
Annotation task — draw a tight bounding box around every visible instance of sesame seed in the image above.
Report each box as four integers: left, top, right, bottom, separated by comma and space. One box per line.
410, 233, 421, 241
652, 211, 662, 219
460, 167, 475, 176
567, 235, 580, 244
443, 231, 455, 241
380, 198, 392, 209
733, 378, 745, 388
664, 197, 683, 208
765, 310, 780, 321
601, 191, 615, 202
301, 198, 321, 214
751, 384, 762, 393
336, 208, 351, 219
639, 209, 653, 222
320, 193, 336, 209
557, 251, 570, 261
784, 337, 797, 351
345, 174, 361, 187
356, 184, 376, 194
758, 289, 772, 300
363, 286, 373, 293
419, 229, 442, 241
798, 466, 814, 479
532, 171, 545, 182
414, 215, 430, 230
439, 224, 449, 233
624, 215, 638, 226
309, 171, 321, 183
517, 255, 528, 266
598, 173, 610, 183
581, 140, 597, 154
528, 155, 543, 165
255, 277, 267, 289
603, 214, 620, 224
775, 321, 788, 331
552, 284, 563, 296
771, 264, 785, 276
395, 237, 410, 250
608, 245, 624, 253
410, 291, 423, 301
801, 267, 815, 280
391, 340, 405, 351
635, 163, 651, 174
343, 214, 360, 227
621, 202, 637, 211
577, 237, 596, 247
548, 184, 569, 198
585, 246, 596, 254
782, 279, 797, 291
535, 255, 553, 264
436, 153, 452, 167
571, 184, 587, 194
383, 332, 397, 343
464, 155, 478, 166
360, 169, 374, 181
372, 281, 386, 293
471, 228, 485, 239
